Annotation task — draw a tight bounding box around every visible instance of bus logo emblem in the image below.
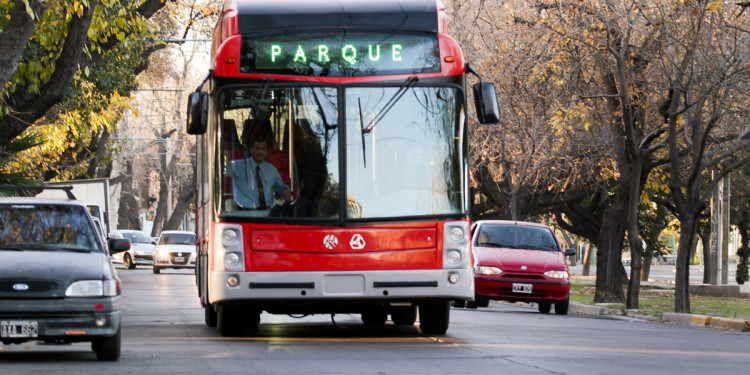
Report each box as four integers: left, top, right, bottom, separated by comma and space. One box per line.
350, 234, 366, 250
323, 234, 339, 249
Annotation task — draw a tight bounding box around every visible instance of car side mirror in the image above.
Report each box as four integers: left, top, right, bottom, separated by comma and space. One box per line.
186, 92, 208, 134
109, 238, 131, 254
564, 248, 576, 257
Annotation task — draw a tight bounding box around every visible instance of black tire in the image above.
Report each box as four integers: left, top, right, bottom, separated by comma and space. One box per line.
152, 266, 161, 274
217, 305, 259, 337
452, 300, 466, 308
204, 303, 217, 327
92, 327, 121, 361
361, 310, 387, 326
390, 306, 417, 325
465, 300, 478, 309
538, 302, 552, 314
555, 298, 569, 315
418, 301, 450, 335
124, 254, 135, 270
475, 295, 490, 308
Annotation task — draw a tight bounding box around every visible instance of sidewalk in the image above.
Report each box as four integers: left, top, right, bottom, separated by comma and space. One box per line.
568, 265, 750, 332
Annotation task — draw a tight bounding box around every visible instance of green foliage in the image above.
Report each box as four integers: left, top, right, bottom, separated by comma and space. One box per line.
0, 0, 158, 178
0, 134, 43, 190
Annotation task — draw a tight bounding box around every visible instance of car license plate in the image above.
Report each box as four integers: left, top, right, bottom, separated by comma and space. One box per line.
1, 320, 38, 338
512, 283, 533, 294
175, 256, 185, 263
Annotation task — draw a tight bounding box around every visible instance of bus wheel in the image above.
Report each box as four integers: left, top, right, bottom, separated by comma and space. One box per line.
361, 310, 387, 326
418, 301, 450, 335
217, 305, 259, 337
391, 306, 417, 325
204, 303, 217, 327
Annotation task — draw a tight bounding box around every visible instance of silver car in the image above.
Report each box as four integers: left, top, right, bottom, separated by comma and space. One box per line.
152, 230, 197, 274
0, 194, 129, 360
108, 230, 155, 269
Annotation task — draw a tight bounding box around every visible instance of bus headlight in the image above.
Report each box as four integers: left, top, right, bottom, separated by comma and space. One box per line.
215, 224, 244, 272
443, 221, 470, 269
446, 250, 462, 265
225, 253, 240, 268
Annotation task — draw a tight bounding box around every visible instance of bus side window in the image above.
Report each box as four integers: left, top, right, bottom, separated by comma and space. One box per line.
222, 119, 242, 211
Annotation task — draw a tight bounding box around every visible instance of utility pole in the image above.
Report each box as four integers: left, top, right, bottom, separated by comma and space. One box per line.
710, 171, 721, 285
721, 174, 730, 284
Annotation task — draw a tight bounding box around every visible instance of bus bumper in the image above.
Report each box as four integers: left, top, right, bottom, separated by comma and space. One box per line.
208, 269, 474, 303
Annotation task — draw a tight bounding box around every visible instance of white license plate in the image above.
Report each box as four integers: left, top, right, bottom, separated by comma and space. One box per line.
512, 283, 533, 294
1, 320, 38, 338
175, 256, 185, 263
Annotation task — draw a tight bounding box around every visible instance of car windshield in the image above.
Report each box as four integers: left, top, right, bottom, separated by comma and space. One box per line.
476, 224, 560, 252
121, 231, 153, 244
0, 203, 101, 252
159, 233, 196, 245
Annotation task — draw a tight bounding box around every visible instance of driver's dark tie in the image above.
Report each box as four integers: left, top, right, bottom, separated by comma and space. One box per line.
256, 165, 267, 209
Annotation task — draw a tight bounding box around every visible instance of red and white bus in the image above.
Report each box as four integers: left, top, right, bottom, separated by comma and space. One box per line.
186, 0, 499, 336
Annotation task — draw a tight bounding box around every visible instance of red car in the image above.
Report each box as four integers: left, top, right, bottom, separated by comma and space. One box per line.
469, 220, 576, 314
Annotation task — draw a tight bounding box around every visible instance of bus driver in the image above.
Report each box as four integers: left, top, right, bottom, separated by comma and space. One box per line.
226, 139, 292, 212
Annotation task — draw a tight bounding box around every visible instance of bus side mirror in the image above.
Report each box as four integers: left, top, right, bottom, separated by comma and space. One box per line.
187, 92, 208, 134
472, 82, 500, 124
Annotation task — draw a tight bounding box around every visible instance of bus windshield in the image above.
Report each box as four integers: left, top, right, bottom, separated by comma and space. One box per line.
217, 85, 466, 221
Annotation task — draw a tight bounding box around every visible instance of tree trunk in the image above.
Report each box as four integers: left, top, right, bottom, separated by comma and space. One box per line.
675, 216, 697, 313
626, 239, 643, 309
163, 186, 195, 231
115, 162, 140, 230
699, 230, 711, 284
582, 243, 592, 276
593, 189, 628, 303
641, 253, 652, 281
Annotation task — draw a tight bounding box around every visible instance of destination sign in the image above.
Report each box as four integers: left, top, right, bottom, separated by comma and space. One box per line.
240, 33, 440, 77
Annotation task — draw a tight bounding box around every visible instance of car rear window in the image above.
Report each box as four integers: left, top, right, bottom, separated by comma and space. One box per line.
476, 224, 559, 252
0, 203, 102, 252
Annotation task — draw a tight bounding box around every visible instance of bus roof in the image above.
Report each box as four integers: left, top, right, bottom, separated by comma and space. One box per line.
235, 0, 440, 34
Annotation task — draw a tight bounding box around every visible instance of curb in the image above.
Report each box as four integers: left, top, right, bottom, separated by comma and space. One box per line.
661, 312, 750, 332
569, 302, 609, 315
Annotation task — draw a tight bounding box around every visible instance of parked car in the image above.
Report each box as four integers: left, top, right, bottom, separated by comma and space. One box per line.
152, 230, 197, 274
0, 192, 130, 360
108, 229, 155, 269
469, 220, 576, 314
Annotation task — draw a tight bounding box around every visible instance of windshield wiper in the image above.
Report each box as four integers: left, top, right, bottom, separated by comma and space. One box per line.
361, 76, 418, 134
358, 76, 419, 168
358, 98, 367, 167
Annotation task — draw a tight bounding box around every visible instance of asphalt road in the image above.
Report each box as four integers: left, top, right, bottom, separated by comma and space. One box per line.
2, 266, 749, 374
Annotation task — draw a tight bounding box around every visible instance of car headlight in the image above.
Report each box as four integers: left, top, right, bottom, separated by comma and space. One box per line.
134, 249, 146, 255
65, 280, 118, 297
475, 265, 503, 275
544, 270, 569, 279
